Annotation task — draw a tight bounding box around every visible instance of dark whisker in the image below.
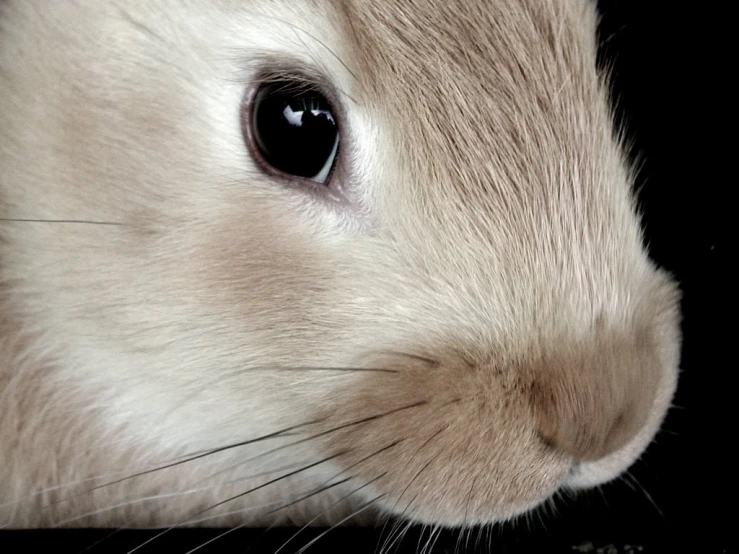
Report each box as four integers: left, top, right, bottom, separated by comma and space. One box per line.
182, 452, 348, 518
3, 435, 307, 512
385, 427, 446, 514
393, 456, 437, 516
377, 350, 439, 367
181, 436, 402, 540
376, 427, 447, 553
274, 473, 388, 554
90, 412, 405, 540
126, 452, 347, 554
267, 477, 351, 517
277, 438, 402, 518
89, 420, 321, 490
72, 403, 419, 551
45, 419, 322, 510
181, 478, 354, 554
323, 400, 427, 431
233, 400, 427, 470
207, 439, 403, 554
226, 366, 399, 374
55, 460, 311, 529
0, 218, 124, 225
295, 495, 388, 554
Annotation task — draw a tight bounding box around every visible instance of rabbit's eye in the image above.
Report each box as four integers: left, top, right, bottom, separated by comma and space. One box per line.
249, 80, 339, 185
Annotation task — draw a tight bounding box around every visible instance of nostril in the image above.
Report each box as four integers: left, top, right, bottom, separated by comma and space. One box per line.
534, 400, 642, 462
526, 334, 660, 463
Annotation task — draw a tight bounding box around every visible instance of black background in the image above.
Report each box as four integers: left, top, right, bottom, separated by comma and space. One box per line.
2, 1, 732, 553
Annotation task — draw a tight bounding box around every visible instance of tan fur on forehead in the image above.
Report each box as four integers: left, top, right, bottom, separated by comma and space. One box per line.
336, 0, 646, 316
340, 1, 637, 256
343, 0, 608, 178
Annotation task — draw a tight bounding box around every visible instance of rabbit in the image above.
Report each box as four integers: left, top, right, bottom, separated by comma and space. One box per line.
0, 0, 681, 531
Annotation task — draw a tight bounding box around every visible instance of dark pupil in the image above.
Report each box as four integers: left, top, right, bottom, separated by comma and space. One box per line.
252, 84, 338, 179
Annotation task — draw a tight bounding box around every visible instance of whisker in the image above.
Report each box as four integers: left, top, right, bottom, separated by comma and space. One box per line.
374, 427, 446, 554
452, 437, 474, 552
421, 525, 442, 554
623, 471, 664, 519
376, 350, 439, 367
155, 402, 421, 504
182, 454, 369, 527
70, 464, 322, 553
295, 495, 387, 554
0, 218, 124, 225
125, 452, 346, 553
535, 504, 548, 534
0, 443, 235, 512
379, 427, 446, 529
379, 507, 416, 554
274, 473, 388, 554
293, 438, 402, 502
180, 526, 244, 554
378, 518, 401, 554
219, 365, 399, 375
214, 400, 427, 478
53, 460, 307, 528
182, 478, 354, 554
656, 427, 680, 438
73, 499, 281, 554
166, 454, 309, 499
55, 419, 322, 504
391, 519, 415, 554
80, 414, 405, 546
53, 487, 202, 529
474, 523, 484, 553
191, 440, 404, 552
460, 473, 480, 552
264, 476, 352, 518
175, 497, 284, 526
378, 502, 412, 554
416, 523, 428, 554
176, 365, 398, 407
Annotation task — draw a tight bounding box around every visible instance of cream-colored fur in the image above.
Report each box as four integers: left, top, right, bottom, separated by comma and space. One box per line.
0, 0, 681, 529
